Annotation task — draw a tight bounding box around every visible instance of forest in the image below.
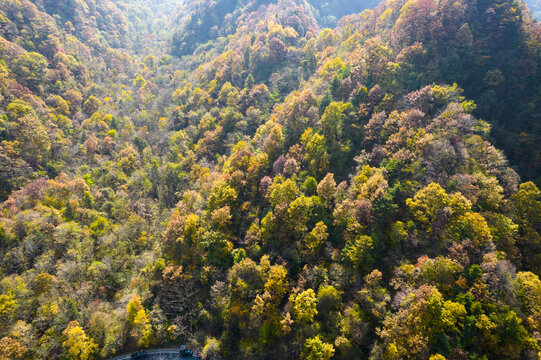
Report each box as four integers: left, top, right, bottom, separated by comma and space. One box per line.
1, 0, 541, 359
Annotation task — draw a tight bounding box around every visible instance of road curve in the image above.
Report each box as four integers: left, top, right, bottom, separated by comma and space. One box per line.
109, 348, 200, 360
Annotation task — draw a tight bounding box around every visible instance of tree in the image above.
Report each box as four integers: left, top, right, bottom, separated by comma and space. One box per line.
6, 100, 33, 121
303, 221, 328, 252
15, 115, 51, 164
317, 173, 336, 208
208, 180, 237, 212
84, 134, 99, 157
303, 176, 318, 196
287, 195, 320, 236
429, 355, 447, 360
512, 182, 541, 228
448, 212, 492, 246
83, 96, 102, 116
0, 294, 16, 327
317, 285, 342, 314
303, 38, 317, 72
229, 258, 263, 301
290, 289, 318, 324
301, 128, 329, 177
511, 182, 541, 272
406, 182, 450, 227
117, 145, 139, 175
301, 336, 335, 360
515, 271, 541, 331
341, 235, 374, 272
269, 37, 287, 63
63, 89, 83, 112
62, 321, 98, 360
416, 257, 461, 294
127, 294, 144, 325
202, 337, 221, 358
32, 273, 55, 296
486, 213, 519, 260
372, 286, 466, 359
133, 309, 152, 347
353, 165, 388, 202
0, 337, 26, 360
320, 101, 350, 145
358, 270, 390, 321
12, 52, 48, 88
264, 265, 288, 302
47, 95, 70, 116
268, 178, 300, 208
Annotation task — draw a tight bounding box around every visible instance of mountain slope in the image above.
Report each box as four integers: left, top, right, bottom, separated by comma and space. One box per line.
0, 0, 541, 359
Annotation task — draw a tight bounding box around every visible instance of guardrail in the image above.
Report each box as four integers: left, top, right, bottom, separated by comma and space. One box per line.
108, 348, 200, 360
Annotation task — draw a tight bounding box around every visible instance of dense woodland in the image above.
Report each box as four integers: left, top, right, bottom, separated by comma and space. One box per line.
1, 0, 541, 359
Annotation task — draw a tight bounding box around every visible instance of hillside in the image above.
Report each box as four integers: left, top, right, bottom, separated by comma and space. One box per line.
1, 0, 541, 359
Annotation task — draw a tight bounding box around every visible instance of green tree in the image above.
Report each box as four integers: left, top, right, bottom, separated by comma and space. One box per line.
320, 101, 351, 145
448, 212, 492, 246
511, 182, 541, 273
301, 336, 335, 360
303, 221, 328, 252
117, 145, 139, 176
268, 177, 300, 208
301, 128, 329, 177
341, 235, 374, 272
287, 195, 321, 236
6, 100, 33, 121
317, 285, 342, 314
83, 96, 102, 116
373, 285, 466, 359
358, 270, 390, 321
290, 289, 318, 324
16, 115, 51, 163
208, 180, 237, 212
406, 183, 450, 227
264, 265, 288, 302
12, 52, 48, 88
515, 271, 541, 331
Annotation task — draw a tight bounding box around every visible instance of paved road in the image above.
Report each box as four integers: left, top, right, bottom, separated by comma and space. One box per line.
109, 348, 200, 360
